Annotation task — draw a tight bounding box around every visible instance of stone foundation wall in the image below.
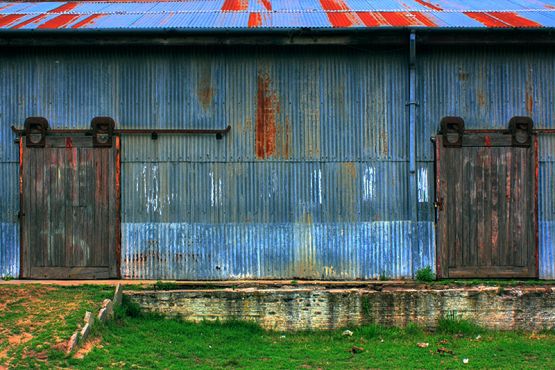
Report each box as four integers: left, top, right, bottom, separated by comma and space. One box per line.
126, 286, 555, 331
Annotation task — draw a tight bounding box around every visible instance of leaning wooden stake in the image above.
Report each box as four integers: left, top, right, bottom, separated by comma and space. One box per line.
66, 284, 122, 353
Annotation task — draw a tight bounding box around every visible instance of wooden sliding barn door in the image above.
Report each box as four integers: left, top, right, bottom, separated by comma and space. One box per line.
20, 135, 119, 279
436, 133, 537, 278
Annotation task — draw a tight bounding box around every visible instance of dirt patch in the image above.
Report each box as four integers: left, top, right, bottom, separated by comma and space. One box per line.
22, 349, 48, 361
8, 332, 33, 346
74, 337, 102, 359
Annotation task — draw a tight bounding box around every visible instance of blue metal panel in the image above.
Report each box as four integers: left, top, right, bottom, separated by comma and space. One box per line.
539, 135, 555, 279
4, 2, 63, 13
121, 221, 434, 279
428, 12, 484, 27
0, 223, 18, 278
0, 163, 19, 278
521, 11, 555, 27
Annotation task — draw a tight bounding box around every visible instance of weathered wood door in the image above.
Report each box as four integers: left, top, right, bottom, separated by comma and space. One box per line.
20, 136, 119, 279
436, 133, 537, 278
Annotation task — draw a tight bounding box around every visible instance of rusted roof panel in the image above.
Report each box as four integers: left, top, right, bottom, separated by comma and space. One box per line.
0, 0, 555, 31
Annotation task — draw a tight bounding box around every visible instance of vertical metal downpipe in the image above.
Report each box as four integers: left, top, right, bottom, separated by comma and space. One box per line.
409, 32, 417, 175
408, 31, 418, 276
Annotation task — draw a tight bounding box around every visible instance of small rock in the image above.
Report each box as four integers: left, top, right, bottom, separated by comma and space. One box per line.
417, 342, 429, 348
342, 330, 353, 337
463, 358, 469, 364
475, 335, 481, 340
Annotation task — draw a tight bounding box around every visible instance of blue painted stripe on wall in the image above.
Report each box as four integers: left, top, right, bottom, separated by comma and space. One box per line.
0, 223, 19, 278
121, 221, 435, 280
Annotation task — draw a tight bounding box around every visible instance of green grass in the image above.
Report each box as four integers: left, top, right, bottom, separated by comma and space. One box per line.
59, 307, 555, 369
415, 266, 436, 282
0, 284, 113, 368
3, 284, 555, 369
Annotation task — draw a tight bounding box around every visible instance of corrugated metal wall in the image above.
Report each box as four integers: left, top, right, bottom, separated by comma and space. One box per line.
0, 45, 553, 279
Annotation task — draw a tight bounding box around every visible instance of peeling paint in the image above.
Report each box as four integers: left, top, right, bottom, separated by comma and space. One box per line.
197, 64, 214, 110
418, 167, 428, 203
363, 167, 376, 202
143, 164, 161, 216
209, 171, 223, 207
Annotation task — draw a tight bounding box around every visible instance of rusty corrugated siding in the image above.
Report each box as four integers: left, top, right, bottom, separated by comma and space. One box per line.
417, 46, 555, 162
0, 45, 554, 278
115, 46, 429, 279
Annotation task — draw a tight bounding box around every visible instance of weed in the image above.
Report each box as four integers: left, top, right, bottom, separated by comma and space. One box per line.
415, 266, 436, 282
290, 280, 298, 286
119, 295, 142, 318
2, 275, 14, 281
405, 322, 423, 336
437, 317, 484, 336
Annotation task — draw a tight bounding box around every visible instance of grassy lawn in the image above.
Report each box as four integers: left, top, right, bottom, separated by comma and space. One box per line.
1, 284, 555, 369
61, 299, 554, 369
0, 284, 113, 368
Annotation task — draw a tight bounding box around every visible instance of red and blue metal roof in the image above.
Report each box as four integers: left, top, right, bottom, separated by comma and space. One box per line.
1, 0, 555, 31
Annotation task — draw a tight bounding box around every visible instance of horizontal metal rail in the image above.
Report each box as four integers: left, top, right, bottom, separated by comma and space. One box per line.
11, 125, 231, 138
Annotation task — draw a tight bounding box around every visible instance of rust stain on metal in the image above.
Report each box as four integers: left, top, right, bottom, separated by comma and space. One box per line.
340, 163, 357, 220
526, 68, 533, 115
71, 14, 103, 29
277, 116, 291, 159
458, 69, 469, 81
382, 131, 389, 156
11, 14, 48, 29
255, 71, 278, 159
484, 135, 491, 147
197, 65, 214, 109
259, 0, 272, 11
526, 92, 534, 115
49, 2, 80, 13
414, 0, 442, 11
343, 162, 356, 179
37, 14, 80, 29
0, 14, 25, 28
221, 0, 248, 11
248, 12, 263, 28
320, 0, 360, 28
478, 91, 486, 107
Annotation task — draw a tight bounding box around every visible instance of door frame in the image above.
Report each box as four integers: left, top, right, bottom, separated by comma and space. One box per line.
435, 130, 539, 279
18, 135, 121, 279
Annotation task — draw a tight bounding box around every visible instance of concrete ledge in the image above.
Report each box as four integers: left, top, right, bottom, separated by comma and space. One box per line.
126, 286, 555, 331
